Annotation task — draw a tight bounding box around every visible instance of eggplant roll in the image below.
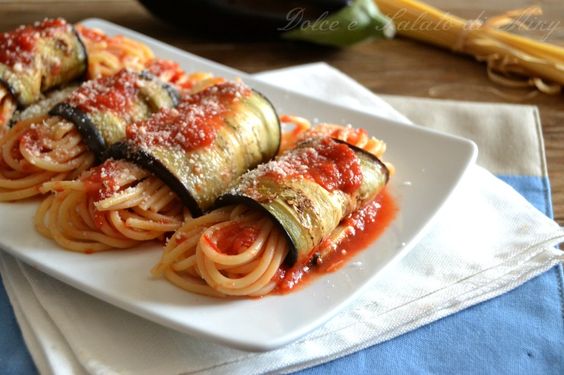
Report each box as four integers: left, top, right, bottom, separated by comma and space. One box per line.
108, 81, 281, 216
0, 18, 87, 107
50, 70, 179, 158
219, 136, 389, 266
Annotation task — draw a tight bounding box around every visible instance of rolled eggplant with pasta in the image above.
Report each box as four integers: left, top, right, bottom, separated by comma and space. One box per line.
0, 70, 179, 201
109, 81, 280, 215
0, 18, 87, 131
0, 18, 192, 135
153, 135, 391, 297
51, 70, 179, 158
36, 81, 281, 252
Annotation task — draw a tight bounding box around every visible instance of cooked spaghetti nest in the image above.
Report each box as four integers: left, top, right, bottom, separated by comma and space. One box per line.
0, 115, 94, 201
280, 115, 395, 175
36, 160, 188, 253
152, 204, 288, 297
76, 25, 155, 79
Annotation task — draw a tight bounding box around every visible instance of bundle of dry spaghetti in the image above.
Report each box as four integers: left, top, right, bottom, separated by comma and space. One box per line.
374, 0, 564, 94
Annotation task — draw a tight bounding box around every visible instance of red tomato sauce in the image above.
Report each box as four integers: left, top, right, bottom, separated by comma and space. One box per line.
76, 26, 109, 44
204, 222, 261, 256
92, 209, 107, 230
19, 127, 42, 154
264, 137, 363, 194
126, 81, 251, 152
145, 59, 194, 90
307, 138, 362, 193
17, 117, 53, 166
274, 190, 397, 294
0, 18, 68, 67
66, 70, 140, 114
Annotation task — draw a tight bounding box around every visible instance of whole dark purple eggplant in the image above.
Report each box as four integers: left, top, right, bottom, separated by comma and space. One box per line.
138, 0, 394, 46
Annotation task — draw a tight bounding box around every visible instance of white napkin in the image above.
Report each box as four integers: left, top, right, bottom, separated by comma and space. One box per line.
1, 63, 563, 375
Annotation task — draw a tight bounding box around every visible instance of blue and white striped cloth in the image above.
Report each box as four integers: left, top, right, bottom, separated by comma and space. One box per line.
1, 63, 563, 374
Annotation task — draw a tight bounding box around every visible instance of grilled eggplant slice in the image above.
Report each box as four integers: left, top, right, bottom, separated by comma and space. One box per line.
219, 137, 389, 266
108, 81, 281, 216
50, 70, 179, 158
0, 18, 87, 107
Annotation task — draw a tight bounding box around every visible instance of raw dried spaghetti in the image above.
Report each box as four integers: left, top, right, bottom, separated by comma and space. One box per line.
374, 0, 564, 95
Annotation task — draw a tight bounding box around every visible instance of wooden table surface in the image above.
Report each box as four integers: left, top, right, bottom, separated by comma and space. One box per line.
2, 0, 563, 225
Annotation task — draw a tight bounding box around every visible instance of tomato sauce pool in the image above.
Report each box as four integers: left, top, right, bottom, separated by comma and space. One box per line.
274, 189, 398, 294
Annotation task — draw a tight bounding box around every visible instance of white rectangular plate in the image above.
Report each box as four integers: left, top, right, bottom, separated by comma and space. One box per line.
0, 19, 477, 351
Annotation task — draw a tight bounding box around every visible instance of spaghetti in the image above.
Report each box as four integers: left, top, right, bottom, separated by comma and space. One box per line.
0, 115, 94, 201
37, 81, 281, 253
35, 117, 389, 254
153, 204, 288, 297
74, 26, 224, 94
153, 129, 392, 298
36, 159, 187, 252
280, 114, 394, 175
75, 24, 154, 80
144, 59, 224, 93
0, 70, 178, 201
